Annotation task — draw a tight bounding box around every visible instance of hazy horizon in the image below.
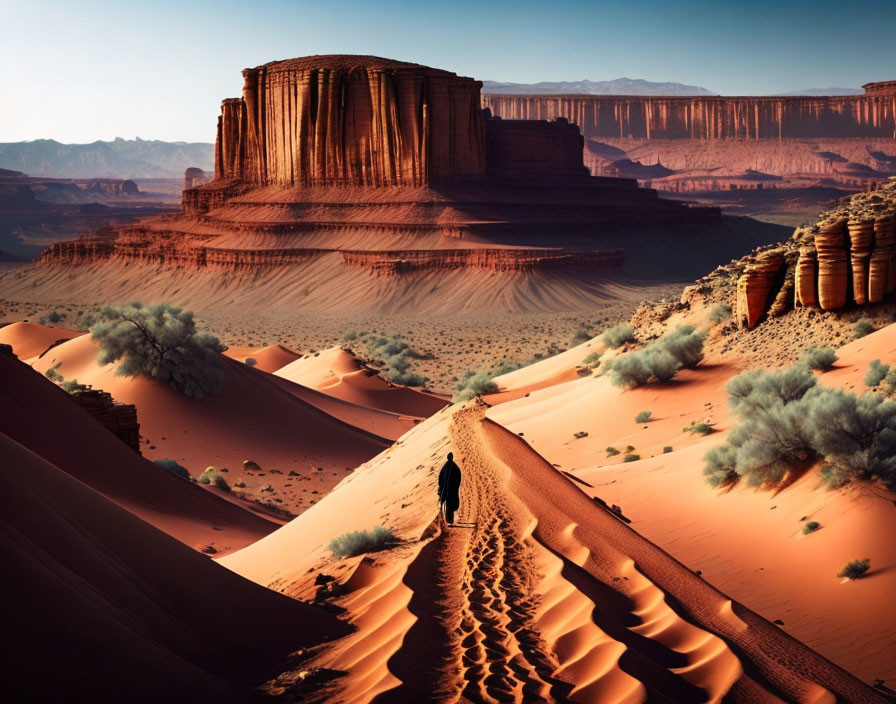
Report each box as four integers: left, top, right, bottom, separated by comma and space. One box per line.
2, 0, 894, 143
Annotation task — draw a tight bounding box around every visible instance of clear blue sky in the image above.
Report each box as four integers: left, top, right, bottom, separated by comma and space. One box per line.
2, 0, 894, 143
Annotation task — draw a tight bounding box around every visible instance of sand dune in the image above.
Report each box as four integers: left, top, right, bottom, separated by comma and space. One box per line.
221, 402, 881, 701
1, 432, 347, 702
1, 349, 279, 553
276, 346, 447, 418
487, 323, 896, 686
28, 334, 389, 516
222, 342, 299, 372
0, 320, 83, 359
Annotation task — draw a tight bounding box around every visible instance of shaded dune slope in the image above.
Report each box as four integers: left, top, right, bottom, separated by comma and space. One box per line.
0, 433, 348, 703
29, 334, 389, 493
0, 351, 278, 552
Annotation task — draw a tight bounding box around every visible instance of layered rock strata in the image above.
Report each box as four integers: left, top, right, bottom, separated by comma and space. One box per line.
28, 55, 724, 312
734, 178, 896, 328
70, 389, 140, 452
483, 82, 896, 141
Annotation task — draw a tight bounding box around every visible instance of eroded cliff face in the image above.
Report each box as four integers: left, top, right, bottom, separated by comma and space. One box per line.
710, 178, 896, 328
216, 56, 485, 187
483, 83, 896, 141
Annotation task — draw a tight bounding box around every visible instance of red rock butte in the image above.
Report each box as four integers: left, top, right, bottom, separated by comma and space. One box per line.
30, 55, 743, 315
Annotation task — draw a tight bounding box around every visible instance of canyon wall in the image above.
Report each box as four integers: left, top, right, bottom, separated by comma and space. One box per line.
483, 82, 896, 140
215, 56, 486, 187
484, 116, 589, 180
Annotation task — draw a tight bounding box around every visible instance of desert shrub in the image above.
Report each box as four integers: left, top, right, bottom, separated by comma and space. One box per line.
801, 346, 838, 372
837, 558, 870, 580
90, 302, 224, 399
609, 327, 706, 388
454, 370, 499, 401
582, 352, 600, 365
574, 431, 589, 439
635, 410, 652, 423
60, 379, 88, 393
197, 467, 230, 491
725, 366, 817, 415
365, 334, 426, 387
865, 359, 890, 388
154, 458, 190, 481
244, 357, 257, 367
602, 323, 636, 349
805, 388, 896, 490
576, 366, 593, 377
707, 365, 896, 490
802, 521, 820, 535
663, 446, 673, 453
683, 421, 714, 436
329, 526, 398, 559
606, 446, 620, 457
707, 304, 732, 325
342, 330, 358, 341
623, 453, 640, 462
703, 445, 738, 487
854, 319, 875, 339
44, 362, 63, 382
47, 310, 63, 324
660, 326, 707, 370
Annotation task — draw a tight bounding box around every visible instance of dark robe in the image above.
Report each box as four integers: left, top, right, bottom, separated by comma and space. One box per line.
437, 459, 462, 523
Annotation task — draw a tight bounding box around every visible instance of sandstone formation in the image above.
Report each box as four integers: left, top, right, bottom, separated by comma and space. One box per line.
28, 55, 726, 313
483, 82, 896, 141
215, 56, 485, 187
484, 82, 896, 194
734, 178, 896, 328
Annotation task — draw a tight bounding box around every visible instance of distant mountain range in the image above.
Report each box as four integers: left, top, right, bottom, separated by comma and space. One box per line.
773, 88, 863, 96
482, 78, 715, 96
0, 137, 214, 179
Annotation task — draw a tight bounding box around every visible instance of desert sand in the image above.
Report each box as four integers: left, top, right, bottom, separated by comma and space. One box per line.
486, 323, 896, 686
1, 431, 347, 702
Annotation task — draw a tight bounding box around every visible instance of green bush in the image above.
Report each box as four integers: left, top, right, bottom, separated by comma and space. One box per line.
609, 326, 706, 388
706, 365, 896, 490
802, 521, 820, 535
342, 330, 358, 341
683, 421, 714, 436
329, 526, 398, 559
623, 453, 640, 462
702, 445, 738, 487
606, 446, 620, 457
801, 346, 838, 372
635, 410, 652, 424
837, 558, 870, 580
90, 302, 224, 399
865, 359, 890, 388
582, 352, 600, 365
854, 319, 875, 339
707, 304, 732, 324
154, 458, 190, 481
44, 363, 63, 382
574, 431, 589, 439
602, 323, 636, 349
454, 371, 499, 401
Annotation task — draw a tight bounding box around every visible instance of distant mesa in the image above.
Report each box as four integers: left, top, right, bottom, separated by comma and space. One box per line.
20, 54, 734, 315
483, 79, 896, 196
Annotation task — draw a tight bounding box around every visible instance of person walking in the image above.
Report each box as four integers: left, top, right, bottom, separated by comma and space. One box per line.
438, 452, 462, 525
